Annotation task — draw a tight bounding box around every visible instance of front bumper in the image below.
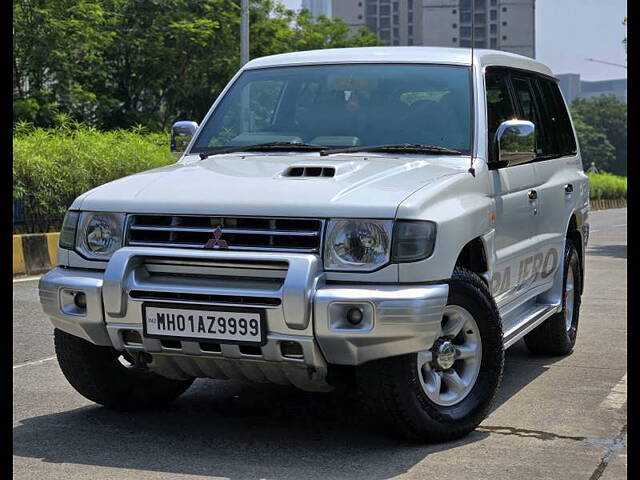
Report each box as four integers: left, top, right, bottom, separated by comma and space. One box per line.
40, 247, 449, 389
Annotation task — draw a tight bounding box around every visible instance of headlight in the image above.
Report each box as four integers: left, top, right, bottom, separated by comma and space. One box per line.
76, 212, 125, 259
324, 220, 393, 271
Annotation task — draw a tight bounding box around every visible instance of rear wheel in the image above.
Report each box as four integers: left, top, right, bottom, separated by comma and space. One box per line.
357, 267, 504, 442
524, 239, 582, 356
55, 329, 194, 410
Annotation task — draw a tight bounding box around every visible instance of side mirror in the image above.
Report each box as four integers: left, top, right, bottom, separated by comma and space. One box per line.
170, 121, 199, 158
492, 120, 536, 168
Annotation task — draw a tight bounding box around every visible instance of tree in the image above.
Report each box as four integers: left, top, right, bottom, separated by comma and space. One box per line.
13, 0, 382, 131
572, 117, 616, 173
570, 95, 627, 175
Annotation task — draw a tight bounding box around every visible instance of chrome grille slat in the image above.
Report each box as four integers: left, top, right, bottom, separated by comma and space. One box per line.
126, 215, 323, 253
129, 225, 318, 237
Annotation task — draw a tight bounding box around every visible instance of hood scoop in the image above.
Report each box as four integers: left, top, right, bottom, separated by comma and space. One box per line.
284, 166, 335, 178
280, 161, 364, 179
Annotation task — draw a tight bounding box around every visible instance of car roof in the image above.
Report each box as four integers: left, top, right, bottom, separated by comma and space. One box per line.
243, 46, 555, 79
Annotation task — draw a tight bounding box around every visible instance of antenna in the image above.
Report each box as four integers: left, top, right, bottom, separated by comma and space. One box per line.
468, 0, 476, 176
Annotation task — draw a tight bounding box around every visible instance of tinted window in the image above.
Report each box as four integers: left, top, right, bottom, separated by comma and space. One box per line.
536, 77, 577, 156
192, 64, 473, 153
485, 69, 517, 161
511, 76, 549, 156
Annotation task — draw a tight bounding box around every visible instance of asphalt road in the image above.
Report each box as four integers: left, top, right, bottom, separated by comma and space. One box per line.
13, 208, 627, 480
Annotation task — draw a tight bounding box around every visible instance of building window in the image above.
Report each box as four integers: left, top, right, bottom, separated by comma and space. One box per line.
453, 23, 457, 28
502, 21, 507, 26
358, 1, 363, 6
408, 38, 414, 45
366, 4, 377, 15
502, 35, 507, 40
490, 10, 497, 20
490, 24, 497, 34
393, 2, 399, 13
408, 25, 413, 35
408, 12, 413, 22
358, 14, 363, 20
380, 30, 390, 42
380, 17, 390, 28
408, 0, 413, 10
490, 38, 497, 48
460, 39, 471, 47
460, 26, 472, 38
453, 37, 458, 43
490, 0, 496, 5
393, 14, 399, 24
502, 7, 507, 12
461, 12, 471, 22
393, 27, 399, 37
453, 9, 457, 14
380, 5, 390, 15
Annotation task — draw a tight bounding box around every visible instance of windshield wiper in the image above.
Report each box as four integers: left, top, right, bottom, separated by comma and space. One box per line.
198, 142, 327, 160
320, 143, 463, 157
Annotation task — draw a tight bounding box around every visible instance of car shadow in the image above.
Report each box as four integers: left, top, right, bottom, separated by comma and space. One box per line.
14, 342, 560, 479
586, 244, 627, 260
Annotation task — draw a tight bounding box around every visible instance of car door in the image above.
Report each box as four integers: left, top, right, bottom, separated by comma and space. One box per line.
485, 68, 540, 308
527, 75, 585, 294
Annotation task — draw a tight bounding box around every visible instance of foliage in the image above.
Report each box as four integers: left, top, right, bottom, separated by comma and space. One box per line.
570, 95, 627, 175
587, 173, 627, 200
572, 118, 616, 173
13, 0, 381, 131
13, 123, 174, 232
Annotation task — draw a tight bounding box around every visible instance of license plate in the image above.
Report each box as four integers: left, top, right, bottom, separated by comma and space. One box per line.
142, 303, 266, 345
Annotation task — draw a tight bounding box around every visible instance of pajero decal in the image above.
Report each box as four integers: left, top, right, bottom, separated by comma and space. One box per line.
491, 247, 559, 297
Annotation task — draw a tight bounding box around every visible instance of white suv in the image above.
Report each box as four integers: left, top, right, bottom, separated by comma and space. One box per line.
40, 47, 589, 442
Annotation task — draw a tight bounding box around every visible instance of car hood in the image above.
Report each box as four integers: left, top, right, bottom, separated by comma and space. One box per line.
75, 152, 469, 218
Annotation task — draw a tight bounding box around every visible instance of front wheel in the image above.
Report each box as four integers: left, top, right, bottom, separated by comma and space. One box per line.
357, 267, 504, 442
55, 329, 194, 410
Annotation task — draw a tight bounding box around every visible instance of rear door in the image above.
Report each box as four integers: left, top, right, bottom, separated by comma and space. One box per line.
527, 75, 585, 293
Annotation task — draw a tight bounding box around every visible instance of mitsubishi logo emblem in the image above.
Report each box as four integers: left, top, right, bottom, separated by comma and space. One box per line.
204, 226, 228, 249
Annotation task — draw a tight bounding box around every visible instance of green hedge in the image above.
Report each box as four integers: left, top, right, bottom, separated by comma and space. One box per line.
13, 124, 174, 233
588, 172, 627, 200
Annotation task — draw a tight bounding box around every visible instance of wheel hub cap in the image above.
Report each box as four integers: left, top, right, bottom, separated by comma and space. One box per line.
432, 339, 456, 370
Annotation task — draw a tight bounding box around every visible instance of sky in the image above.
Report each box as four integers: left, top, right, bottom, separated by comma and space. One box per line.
277, 0, 627, 81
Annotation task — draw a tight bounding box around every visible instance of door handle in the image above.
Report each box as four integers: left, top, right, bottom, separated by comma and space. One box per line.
528, 190, 538, 200
565, 184, 574, 194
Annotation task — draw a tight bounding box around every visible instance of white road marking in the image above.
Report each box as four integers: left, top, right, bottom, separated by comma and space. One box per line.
13, 356, 56, 369
600, 373, 627, 410
13, 275, 42, 283
590, 223, 627, 234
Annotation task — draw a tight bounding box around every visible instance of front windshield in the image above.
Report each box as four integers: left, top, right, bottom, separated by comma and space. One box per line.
190, 63, 472, 154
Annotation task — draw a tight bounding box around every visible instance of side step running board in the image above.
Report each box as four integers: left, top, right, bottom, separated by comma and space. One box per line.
503, 304, 562, 349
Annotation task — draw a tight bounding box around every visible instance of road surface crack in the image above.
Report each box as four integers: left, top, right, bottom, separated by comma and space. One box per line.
477, 425, 585, 442
587, 423, 627, 480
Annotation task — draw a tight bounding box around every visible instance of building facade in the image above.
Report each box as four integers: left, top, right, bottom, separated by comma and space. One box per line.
314, 0, 535, 58
301, 0, 332, 18
557, 73, 627, 104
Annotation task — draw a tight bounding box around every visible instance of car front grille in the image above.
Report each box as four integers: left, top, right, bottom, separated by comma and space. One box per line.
125, 215, 324, 253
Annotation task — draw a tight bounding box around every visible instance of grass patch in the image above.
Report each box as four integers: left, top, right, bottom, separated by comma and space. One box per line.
588, 172, 627, 200
13, 123, 174, 233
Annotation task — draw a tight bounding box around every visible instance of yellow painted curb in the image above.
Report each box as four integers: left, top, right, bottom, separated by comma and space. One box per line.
13, 235, 26, 275
46, 232, 60, 266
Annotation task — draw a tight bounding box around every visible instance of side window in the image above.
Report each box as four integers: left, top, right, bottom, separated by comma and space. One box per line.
485, 69, 517, 162
536, 77, 577, 156
511, 76, 549, 156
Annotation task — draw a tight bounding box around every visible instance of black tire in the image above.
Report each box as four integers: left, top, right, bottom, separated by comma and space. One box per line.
356, 267, 504, 443
524, 239, 582, 356
54, 329, 194, 410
